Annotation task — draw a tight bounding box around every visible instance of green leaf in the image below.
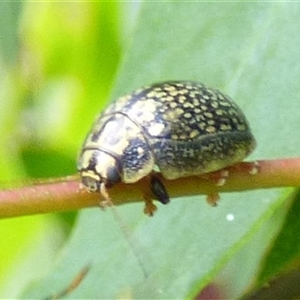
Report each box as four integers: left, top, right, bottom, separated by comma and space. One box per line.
257, 190, 300, 285
0, 4, 67, 298
22, 2, 300, 299
0, 2, 122, 298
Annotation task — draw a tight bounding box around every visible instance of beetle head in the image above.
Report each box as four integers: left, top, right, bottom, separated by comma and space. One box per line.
78, 148, 121, 193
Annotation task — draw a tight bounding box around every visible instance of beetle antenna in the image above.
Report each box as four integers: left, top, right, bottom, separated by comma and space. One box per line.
99, 183, 149, 279
110, 204, 150, 279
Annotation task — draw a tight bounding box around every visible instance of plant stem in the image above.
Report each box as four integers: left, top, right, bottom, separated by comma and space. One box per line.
0, 158, 300, 219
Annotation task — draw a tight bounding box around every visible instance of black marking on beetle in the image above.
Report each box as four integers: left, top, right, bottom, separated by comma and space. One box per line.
150, 174, 170, 205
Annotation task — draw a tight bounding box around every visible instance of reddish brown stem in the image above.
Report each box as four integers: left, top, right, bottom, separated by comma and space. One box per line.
0, 158, 300, 219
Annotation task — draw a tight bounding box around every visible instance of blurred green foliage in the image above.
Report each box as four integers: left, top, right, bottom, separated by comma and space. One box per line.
0, 2, 124, 297
1, 2, 300, 299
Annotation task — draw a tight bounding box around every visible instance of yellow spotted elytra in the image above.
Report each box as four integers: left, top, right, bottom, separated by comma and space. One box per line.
77, 81, 256, 214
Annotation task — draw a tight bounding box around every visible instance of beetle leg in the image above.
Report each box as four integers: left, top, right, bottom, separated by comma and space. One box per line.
205, 169, 230, 187
99, 183, 113, 208
206, 192, 220, 206
143, 197, 157, 217
240, 160, 260, 175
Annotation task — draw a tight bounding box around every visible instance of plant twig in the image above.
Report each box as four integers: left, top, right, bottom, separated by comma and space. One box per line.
0, 158, 300, 219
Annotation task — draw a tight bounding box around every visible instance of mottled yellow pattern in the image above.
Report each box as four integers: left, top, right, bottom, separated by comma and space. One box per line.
77, 81, 256, 192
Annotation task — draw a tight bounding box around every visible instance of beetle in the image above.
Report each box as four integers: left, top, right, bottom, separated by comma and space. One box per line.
77, 81, 256, 215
